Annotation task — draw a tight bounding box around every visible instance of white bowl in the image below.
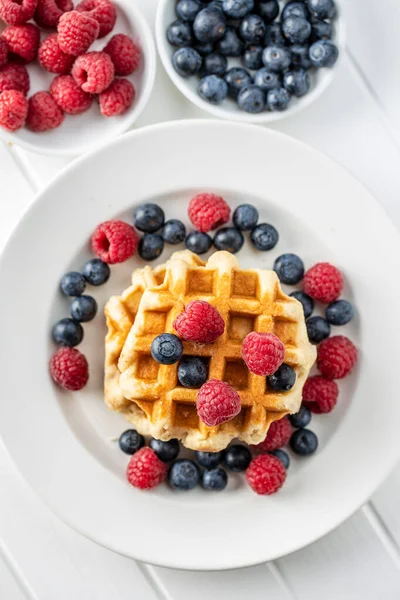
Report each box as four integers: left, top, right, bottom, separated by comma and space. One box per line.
156, 0, 346, 123
0, 0, 156, 156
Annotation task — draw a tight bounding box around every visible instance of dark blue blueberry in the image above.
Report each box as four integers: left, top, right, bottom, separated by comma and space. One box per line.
194, 41, 215, 54
253, 67, 280, 92
208, 0, 224, 10
310, 18, 332, 41
151, 333, 183, 365
161, 219, 186, 244
222, 0, 253, 18
70, 295, 97, 322
251, 223, 279, 250
264, 22, 286, 46
282, 15, 311, 44
82, 258, 110, 286
52, 318, 83, 347
290, 43, 311, 68
224, 445, 251, 472
118, 429, 145, 454
290, 291, 314, 318
283, 68, 310, 96
290, 428, 318, 455
213, 227, 244, 252
282, 1, 309, 20
262, 45, 292, 72
306, 315, 331, 344
60, 272, 86, 296
150, 438, 180, 462
224, 66, 252, 98
232, 203, 258, 230
202, 467, 228, 490
242, 45, 263, 70
267, 363, 296, 391
133, 203, 165, 233
178, 356, 208, 387
326, 299, 354, 326
307, 0, 336, 20
256, 0, 279, 23
172, 47, 202, 76
195, 450, 224, 468
176, 0, 203, 21
237, 84, 265, 113
239, 14, 266, 44
273, 253, 305, 285
289, 405, 312, 428
167, 19, 193, 46
202, 52, 227, 75
138, 233, 164, 261
266, 87, 291, 110
193, 7, 227, 42
216, 27, 243, 56
309, 39, 338, 67
185, 231, 213, 254
270, 449, 290, 469
168, 459, 201, 490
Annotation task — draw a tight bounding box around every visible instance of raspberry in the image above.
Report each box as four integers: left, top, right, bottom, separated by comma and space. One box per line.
126, 447, 167, 490
188, 193, 231, 233
99, 78, 134, 117
50, 74, 93, 114
317, 335, 357, 379
242, 332, 285, 376
0, 40, 8, 68
246, 454, 286, 495
26, 91, 64, 132
1, 24, 40, 63
72, 51, 114, 93
0, 0, 37, 25
34, 0, 73, 28
38, 34, 74, 75
91, 220, 139, 264
173, 300, 225, 344
302, 375, 338, 413
0, 63, 29, 95
196, 379, 241, 427
57, 11, 99, 56
76, 0, 116, 38
49, 347, 89, 391
0, 89, 28, 131
103, 34, 141, 75
303, 262, 343, 303
255, 416, 292, 452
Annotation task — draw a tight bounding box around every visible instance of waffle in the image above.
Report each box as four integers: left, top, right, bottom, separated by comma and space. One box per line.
108, 250, 316, 452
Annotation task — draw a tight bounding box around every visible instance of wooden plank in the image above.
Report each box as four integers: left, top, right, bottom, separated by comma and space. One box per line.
371, 464, 400, 552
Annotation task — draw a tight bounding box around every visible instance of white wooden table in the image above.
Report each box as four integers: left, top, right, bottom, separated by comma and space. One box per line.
2, 0, 400, 598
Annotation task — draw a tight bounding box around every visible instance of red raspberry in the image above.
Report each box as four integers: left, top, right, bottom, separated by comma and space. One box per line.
92, 220, 139, 264
246, 454, 286, 495
76, 0, 116, 38
317, 335, 357, 379
34, 0, 73, 28
49, 347, 89, 391
72, 51, 114, 94
303, 262, 343, 303
0, 40, 8, 68
38, 34, 74, 74
99, 78, 134, 117
242, 332, 285, 376
302, 375, 338, 413
50, 74, 93, 115
173, 300, 224, 344
255, 416, 292, 452
188, 193, 230, 233
0, 63, 29, 95
0, 89, 28, 131
0, 0, 37, 25
1, 24, 40, 63
126, 447, 167, 490
103, 34, 141, 76
196, 379, 241, 427
57, 11, 99, 56
26, 91, 64, 132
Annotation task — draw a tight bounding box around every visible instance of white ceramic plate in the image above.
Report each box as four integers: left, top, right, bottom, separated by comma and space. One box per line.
0, 0, 156, 156
0, 120, 400, 571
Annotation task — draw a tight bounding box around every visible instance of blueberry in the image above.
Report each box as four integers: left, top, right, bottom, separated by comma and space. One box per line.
237, 84, 265, 113
273, 253, 305, 284
266, 87, 291, 111
264, 22, 286, 46
150, 438, 180, 462
222, 0, 253, 19
176, 0, 203, 21
242, 45, 263, 70
70, 295, 97, 322
168, 459, 200, 490
326, 299, 354, 326
309, 39, 338, 67
267, 363, 296, 391
233, 203, 258, 230
60, 272, 86, 296
151, 333, 183, 365
282, 1, 309, 20
172, 46, 202, 76
185, 231, 213, 254
270, 449, 290, 469
290, 44, 311, 68
224, 67, 252, 98
118, 429, 145, 454
283, 68, 310, 96
178, 356, 208, 387
262, 45, 292, 72
239, 14, 266, 44
306, 315, 331, 344
307, 0, 336, 20
202, 467, 228, 490
224, 445, 251, 472
133, 203, 165, 233
253, 68, 280, 92
202, 52, 227, 75
289, 405, 312, 428
251, 223, 279, 250
208, 0, 224, 10
213, 227, 244, 252
138, 233, 164, 261
167, 19, 193, 46
216, 27, 243, 56
193, 7, 227, 42
256, 0, 279, 23
194, 41, 215, 54
161, 219, 186, 244
282, 15, 311, 44
195, 450, 224, 468
52, 318, 83, 347
310, 18, 332, 41
82, 258, 110, 286
290, 428, 318, 455
290, 291, 314, 318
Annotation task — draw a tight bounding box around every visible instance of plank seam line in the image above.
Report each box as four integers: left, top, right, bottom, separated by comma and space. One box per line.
0, 540, 39, 600
267, 561, 298, 600
362, 502, 400, 571
7, 146, 42, 193
136, 563, 176, 600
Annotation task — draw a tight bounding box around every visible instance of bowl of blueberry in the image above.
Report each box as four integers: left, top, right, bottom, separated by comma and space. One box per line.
156, 0, 345, 121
